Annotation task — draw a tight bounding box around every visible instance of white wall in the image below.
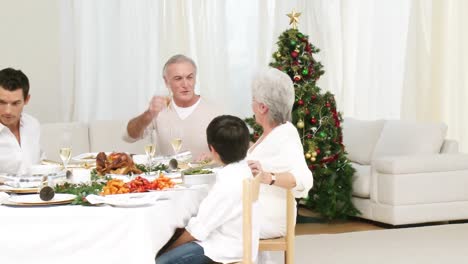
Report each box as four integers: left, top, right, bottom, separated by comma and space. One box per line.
0, 0, 61, 123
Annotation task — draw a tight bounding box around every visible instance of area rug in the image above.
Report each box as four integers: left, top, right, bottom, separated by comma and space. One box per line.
270, 223, 468, 264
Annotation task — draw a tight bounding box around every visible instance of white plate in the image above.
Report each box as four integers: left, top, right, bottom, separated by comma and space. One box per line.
0, 185, 39, 194
86, 193, 160, 207
72, 152, 101, 162
148, 184, 187, 192
7, 193, 76, 205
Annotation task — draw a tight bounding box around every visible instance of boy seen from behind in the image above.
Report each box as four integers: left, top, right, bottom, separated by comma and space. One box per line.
156, 115, 258, 264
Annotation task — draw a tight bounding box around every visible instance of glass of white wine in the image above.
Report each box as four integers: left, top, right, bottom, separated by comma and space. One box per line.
145, 129, 157, 174
59, 147, 72, 171
170, 127, 183, 156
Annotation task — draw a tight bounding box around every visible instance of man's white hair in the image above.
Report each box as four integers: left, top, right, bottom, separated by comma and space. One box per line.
162, 54, 197, 77
251, 68, 295, 125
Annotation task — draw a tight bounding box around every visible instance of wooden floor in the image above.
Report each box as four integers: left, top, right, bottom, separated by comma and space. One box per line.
295, 207, 384, 236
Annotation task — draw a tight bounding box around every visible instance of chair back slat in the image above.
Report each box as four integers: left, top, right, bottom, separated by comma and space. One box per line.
285, 190, 295, 263
258, 187, 296, 264
242, 174, 261, 264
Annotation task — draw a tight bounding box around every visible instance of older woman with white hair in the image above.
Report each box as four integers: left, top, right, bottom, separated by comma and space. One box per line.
247, 67, 313, 239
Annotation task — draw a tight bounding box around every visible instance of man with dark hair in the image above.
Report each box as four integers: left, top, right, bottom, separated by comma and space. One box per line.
156, 115, 259, 264
0, 68, 42, 174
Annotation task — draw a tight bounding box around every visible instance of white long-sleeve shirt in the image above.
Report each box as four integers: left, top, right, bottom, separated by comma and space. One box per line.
246, 122, 313, 238
186, 160, 258, 263
0, 113, 42, 174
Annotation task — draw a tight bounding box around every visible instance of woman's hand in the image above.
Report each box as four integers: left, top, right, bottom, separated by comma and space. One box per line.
247, 160, 263, 176
248, 160, 272, 184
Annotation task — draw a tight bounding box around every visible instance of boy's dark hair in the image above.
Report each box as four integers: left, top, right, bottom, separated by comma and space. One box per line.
0, 68, 30, 99
206, 115, 250, 164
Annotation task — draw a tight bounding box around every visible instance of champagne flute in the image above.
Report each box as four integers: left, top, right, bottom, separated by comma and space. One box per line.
59, 147, 72, 171
144, 128, 157, 174
170, 127, 183, 156
59, 126, 73, 174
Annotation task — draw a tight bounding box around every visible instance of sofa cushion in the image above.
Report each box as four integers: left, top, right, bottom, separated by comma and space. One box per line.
373, 120, 447, 158
351, 162, 372, 198
40, 122, 90, 162
342, 118, 385, 165
89, 120, 147, 154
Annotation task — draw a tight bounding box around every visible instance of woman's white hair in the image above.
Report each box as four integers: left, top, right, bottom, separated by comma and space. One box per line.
251, 68, 295, 125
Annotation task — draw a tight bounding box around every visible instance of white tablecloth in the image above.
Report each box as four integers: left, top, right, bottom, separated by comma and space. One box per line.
0, 187, 208, 264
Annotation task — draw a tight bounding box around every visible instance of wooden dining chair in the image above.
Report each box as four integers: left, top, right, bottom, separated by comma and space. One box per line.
258, 189, 295, 264
232, 174, 262, 264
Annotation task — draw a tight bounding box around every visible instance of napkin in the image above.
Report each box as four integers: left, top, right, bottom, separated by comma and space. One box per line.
0, 192, 9, 205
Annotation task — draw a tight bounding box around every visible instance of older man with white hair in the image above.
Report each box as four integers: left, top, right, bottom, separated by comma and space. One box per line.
126, 54, 222, 160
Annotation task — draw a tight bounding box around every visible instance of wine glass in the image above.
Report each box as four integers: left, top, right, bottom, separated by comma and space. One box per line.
59, 127, 73, 175
59, 147, 72, 171
144, 129, 157, 174
170, 127, 183, 156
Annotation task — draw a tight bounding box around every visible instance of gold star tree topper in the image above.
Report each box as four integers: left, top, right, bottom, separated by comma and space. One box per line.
287, 9, 301, 29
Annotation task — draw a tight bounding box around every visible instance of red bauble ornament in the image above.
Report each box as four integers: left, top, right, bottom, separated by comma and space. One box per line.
305, 109, 310, 115
293, 61, 299, 66
293, 75, 301, 82
326, 102, 331, 107
310, 118, 317, 124
308, 164, 314, 170
311, 95, 317, 100
306, 133, 312, 139
298, 100, 304, 106
315, 149, 321, 155
291, 51, 299, 58
305, 44, 311, 52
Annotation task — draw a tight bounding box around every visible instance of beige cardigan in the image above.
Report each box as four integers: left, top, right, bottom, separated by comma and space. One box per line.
152, 98, 222, 158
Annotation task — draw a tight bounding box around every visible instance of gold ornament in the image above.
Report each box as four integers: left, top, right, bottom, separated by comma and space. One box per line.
305, 153, 312, 159
297, 120, 305, 129
310, 157, 316, 162
312, 151, 317, 157
287, 9, 301, 30
276, 52, 281, 58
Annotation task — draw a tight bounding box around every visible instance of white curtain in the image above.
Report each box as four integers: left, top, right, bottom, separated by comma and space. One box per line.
60, 0, 412, 122
402, 0, 468, 151
63, 0, 468, 151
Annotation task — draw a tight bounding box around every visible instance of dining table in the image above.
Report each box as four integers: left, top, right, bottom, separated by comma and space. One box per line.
0, 173, 210, 264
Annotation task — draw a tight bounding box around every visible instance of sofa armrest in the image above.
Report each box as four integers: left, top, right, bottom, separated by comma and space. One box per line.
373, 154, 468, 174
440, 139, 458, 153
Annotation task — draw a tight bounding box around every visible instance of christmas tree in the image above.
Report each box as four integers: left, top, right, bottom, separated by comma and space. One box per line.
245, 11, 358, 220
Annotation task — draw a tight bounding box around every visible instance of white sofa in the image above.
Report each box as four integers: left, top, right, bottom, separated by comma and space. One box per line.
40, 120, 147, 162
343, 118, 468, 225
